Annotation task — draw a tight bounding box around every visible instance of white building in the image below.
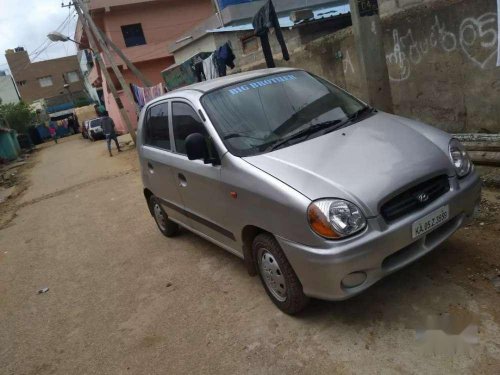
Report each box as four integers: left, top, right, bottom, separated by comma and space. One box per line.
0, 71, 20, 104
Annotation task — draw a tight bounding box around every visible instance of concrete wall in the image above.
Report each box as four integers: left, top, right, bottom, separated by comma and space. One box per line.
172, 27, 302, 67
237, 27, 366, 100
235, 0, 499, 133
173, 34, 218, 64
379, 0, 441, 17
382, 0, 499, 132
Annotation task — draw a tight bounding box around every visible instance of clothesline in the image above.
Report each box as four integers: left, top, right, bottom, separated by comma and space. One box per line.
130, 82, 165, 108
195, 41, 236, 82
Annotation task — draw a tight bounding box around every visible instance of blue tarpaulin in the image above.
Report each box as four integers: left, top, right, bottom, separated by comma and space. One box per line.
55, 126, 70, 137
36, 124, 51, 140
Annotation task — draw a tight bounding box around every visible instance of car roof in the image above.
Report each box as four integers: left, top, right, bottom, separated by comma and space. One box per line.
148, 68, 300, 107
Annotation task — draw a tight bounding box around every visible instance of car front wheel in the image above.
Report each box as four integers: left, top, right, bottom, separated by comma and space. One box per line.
253, 233, 309, 314
149, 196, 179, 237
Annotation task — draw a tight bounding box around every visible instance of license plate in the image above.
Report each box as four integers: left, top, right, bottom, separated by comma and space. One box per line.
412, 205, 449, 239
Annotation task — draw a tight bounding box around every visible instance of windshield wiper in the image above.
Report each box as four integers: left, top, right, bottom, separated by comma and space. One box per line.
223, 133, 267, 141
348, 106, 374, 122
266, 119, 342, 152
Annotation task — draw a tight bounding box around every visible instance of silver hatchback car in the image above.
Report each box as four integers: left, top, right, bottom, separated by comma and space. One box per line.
137, 68, 481, 314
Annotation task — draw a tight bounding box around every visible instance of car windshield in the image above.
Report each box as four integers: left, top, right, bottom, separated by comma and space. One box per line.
90, 120, 102, 128
201, 71, 368, 157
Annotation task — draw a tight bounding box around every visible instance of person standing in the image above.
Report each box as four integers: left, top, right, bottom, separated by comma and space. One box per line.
101, 112, 122, 157
48, 123, 58, 144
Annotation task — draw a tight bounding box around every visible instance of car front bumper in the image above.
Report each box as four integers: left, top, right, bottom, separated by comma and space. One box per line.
277, 172, 482, 301
90, 130, 103, 137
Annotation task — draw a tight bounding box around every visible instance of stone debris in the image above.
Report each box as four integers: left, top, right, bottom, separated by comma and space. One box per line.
0, 187, 15, 203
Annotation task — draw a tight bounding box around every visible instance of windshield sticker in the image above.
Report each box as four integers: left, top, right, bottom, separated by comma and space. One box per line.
228, 74, 297, 95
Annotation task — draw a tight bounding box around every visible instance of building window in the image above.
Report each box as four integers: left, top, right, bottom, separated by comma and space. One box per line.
241, 33, 259, 54
67, 71, 80, 83
121, 23, 146, 47
38, 76, 53, 87
16, 80, 27, 86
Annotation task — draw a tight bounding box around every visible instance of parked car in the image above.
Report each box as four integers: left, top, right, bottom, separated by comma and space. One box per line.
88, 118, 105, 141
137, 68, 481, 314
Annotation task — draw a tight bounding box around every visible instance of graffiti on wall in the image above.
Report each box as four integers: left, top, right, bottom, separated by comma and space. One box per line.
386, 12, 499, 81
343, 49, 355, 74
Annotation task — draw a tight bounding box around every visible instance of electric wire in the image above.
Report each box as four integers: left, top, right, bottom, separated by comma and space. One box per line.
9, 11, 77, 79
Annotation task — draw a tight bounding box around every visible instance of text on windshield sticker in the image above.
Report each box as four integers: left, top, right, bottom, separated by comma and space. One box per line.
228, 74, 297, 95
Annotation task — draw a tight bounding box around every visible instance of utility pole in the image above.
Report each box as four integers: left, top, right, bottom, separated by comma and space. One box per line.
348, 0, 393, 112
212, 0, 224, 27
73, 4, 137, 144
63, 1, 152, 87
74, 0, 140, 116
99, 33, 152, 87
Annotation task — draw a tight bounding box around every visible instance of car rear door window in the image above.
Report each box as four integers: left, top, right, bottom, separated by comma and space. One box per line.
171, 102, 207, 154
145, 102, 170, 150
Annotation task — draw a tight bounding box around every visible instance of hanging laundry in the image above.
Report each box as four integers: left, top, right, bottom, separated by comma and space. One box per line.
192, 55, 206, 82
202, 53, 219, 80
215, 42, 236, 77
130, 82, 165, 108
252, 0, 289, 68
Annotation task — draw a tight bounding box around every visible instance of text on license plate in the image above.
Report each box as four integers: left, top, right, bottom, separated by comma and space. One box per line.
412, 205, 449, 239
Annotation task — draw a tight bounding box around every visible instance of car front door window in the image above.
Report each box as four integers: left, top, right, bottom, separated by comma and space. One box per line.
145, 102, 170, 150
171, 102, 207, 154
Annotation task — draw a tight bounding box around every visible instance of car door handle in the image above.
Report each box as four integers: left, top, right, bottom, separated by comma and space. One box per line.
147, 162, 154, 173
178, 173, 187, 187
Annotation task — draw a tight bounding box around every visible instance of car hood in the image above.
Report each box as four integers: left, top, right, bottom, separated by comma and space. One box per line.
243, 112, 454, 217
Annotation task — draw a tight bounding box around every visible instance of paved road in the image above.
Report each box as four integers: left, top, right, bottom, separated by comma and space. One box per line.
1, 135, 499, 374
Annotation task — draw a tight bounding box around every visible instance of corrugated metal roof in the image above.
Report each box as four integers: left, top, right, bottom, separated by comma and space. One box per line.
206, 4, 350, 33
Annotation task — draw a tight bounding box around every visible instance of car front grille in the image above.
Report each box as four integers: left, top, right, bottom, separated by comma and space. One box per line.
380, 175, 450, 222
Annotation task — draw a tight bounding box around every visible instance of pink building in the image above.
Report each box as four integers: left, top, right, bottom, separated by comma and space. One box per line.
75, 0, 214, 133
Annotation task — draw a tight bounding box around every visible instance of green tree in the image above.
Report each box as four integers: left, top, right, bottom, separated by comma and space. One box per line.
0, 102, 36, 133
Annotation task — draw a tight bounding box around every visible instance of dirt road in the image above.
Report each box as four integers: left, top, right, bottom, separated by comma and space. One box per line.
1, 135, 499, 374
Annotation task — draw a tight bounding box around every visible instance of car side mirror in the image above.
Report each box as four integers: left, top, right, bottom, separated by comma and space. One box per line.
185, 133, 207, 161
185, 133, 221, 166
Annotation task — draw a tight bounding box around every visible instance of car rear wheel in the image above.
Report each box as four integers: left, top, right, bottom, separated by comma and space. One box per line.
149, 196, 179, 237
253, 233, 309, 314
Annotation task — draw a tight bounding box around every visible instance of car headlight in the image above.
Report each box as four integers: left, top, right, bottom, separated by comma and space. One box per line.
307, 199, 367, 239
449, 138, 471, 178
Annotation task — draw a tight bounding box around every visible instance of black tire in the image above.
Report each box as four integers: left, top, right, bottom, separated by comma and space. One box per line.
148, 195, 179, 237
253, 233, 309, 314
